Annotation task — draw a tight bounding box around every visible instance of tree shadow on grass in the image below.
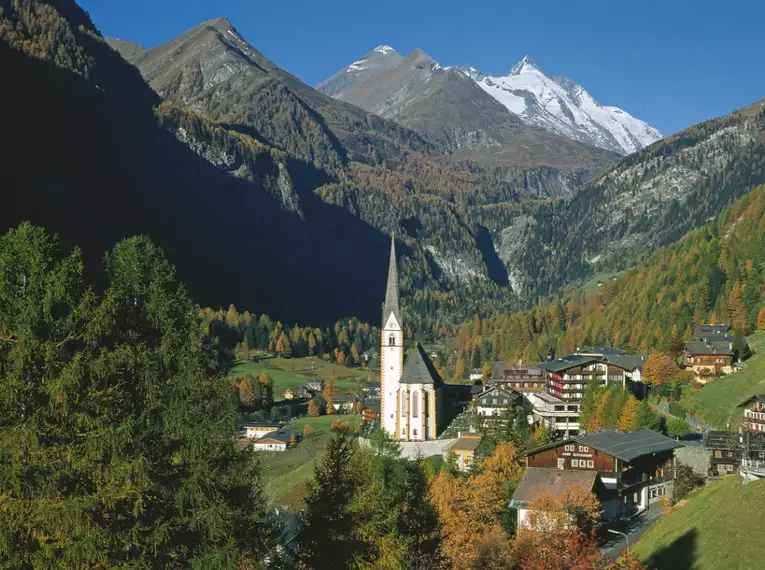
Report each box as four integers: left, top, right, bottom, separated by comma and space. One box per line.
645, 528, 697, 570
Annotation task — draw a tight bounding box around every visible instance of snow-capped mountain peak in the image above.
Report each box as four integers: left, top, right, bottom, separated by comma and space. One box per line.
510, 55, 539, 75
472, 56, 662, 155
374, 45, 397, 55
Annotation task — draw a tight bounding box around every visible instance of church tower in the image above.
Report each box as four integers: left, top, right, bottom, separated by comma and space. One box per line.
381, 236, 403, 437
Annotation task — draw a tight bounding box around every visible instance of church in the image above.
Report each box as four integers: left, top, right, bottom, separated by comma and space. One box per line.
381, 237, 444, 441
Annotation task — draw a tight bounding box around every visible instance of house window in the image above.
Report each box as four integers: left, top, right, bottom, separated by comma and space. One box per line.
572, 459, 579, 467
578, 445, 589, 453
412, 391, 419, 418
564, 444, 575, 452
389, 334, 395, 346
587, 460, 594, 469
714, 450, 722, 458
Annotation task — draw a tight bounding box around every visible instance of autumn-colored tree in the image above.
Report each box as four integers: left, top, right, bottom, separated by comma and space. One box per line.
532, 423, 553, 447
522, 485, 602, 535
303, 424, 314, 438
642, 352, 680, 386
578, 378, 601, 432
758, 308, 765, 331
588, 389, 612, 432
323, 378, 335, 415
518, 530, 602, 570
618, 395, 640, 431
238, 378, 255, 408
288, 432, 297, 447
307, 400, 320, 417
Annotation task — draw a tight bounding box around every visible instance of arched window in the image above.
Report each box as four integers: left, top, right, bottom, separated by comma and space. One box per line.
412, 391, 419, 418
389, 334, 395, 346
402, 391, 408, 417
413, 429, 418, 438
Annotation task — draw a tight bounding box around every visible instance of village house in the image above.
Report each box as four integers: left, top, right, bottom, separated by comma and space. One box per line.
243, 421, 282, 439
449, 433, 482, 472
683, 341, 734, 381
305, 378, 324, 393
474, 385, 523, 418
489, 361, 545, 393
252, 429, 300, 452
362, 381, 381, 396
737, 394, 765, 434
511, 467, 613, 528
469, 369, 483, 382
693, 323, 733, 343
331, 394, 357, 413
524, 429, 683, 516
525, 392, 581, 435
283, 387, 312, 400
704, 430, 741, 476
361, 397, 381, 422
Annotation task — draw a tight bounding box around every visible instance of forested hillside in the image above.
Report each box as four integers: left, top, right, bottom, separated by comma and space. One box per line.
503, 100, 765, 299
449, 185, 765, 373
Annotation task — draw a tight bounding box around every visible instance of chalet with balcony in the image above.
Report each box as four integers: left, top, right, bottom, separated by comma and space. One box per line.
525, 391, 581, 436
489, 361, 545, 393
539, 355, 608, 401
524, 429, 683, 515
474, 386, 523, 418
511, 467, 613, 527
704, 430, 740, 476
683, 341, 734, 381
738, 394, 765, 434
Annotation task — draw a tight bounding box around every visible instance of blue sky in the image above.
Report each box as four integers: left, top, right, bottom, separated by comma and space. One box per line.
79, 0, 765, 136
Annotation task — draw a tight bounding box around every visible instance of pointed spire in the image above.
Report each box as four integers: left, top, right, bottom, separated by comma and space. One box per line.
383, 235, 402, 327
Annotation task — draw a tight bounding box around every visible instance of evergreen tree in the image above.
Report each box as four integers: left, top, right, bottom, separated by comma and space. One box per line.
0, 225, 276, 568
633, 400, 662, 432
298, 436, 361, 569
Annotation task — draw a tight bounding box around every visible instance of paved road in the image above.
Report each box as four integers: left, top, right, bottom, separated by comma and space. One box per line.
601, 504, 663, 558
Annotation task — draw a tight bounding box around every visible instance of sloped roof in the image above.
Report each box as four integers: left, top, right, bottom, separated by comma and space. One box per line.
476, 385, 521, 403
704, 430, 739, 450
243, 421, 281, 428
512, 467, 599, 504
572, 429, 684, 462
451, 434, 482, 452
491, 361, 544, 379
685, 341, 733, 356
382, 236, 402, 327
604, 355, 646, 371
737, 394, 765, 408
256, 429, 299, 444
539, 355, 601, 373
576, 345, 627, 356
400, 343, 443, 385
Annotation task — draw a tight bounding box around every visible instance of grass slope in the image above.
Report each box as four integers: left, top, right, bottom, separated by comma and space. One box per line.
260, 414, 361, 509
632, 477, 765, 570
230, 357, 374, 396
685, 332, 765, 428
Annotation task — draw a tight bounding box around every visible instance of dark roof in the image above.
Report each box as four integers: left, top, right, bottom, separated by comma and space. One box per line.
490, 361, 544, 379
476, 386, 521, 403
243, 421, 281, 428
382, 236, 402, 326
604, 355, 646, 371
538, 355, 602, 373
525, 429, 684, 462
704, 431, 739, 450
306, 378, 323, 385
363, 382, 381, 390
684, 341, 733, 356
737, 394, 765, 408
400, 343, 443, 385
332, 394, 356, 403
572, 430, 684, 462
512, 468, 600, 505
576, 345, 627, 356
694, 324, 731, 335
257, 429, 299, 444
362, 397, 381, 413
451, 434, 482, 452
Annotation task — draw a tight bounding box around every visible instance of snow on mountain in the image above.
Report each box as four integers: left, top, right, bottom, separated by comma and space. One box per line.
466, 56, 662, 155
317, 45, 404, 99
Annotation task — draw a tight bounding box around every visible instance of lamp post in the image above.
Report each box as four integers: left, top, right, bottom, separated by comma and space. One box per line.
606, 528, 629, 550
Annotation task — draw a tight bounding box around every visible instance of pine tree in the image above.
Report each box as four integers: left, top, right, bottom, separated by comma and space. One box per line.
0, 225, 277, 567
633, 400, 661, 432
298, 436, 360, 569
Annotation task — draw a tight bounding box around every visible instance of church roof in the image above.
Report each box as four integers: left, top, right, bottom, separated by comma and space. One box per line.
400, 343, 443, 385
382, 236, 402, 326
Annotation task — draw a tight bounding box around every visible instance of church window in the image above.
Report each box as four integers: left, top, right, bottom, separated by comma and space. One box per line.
389, 334, 395, 346
412, 391, 419, 418
402, 391, 408, 417
413, 429, 418, 438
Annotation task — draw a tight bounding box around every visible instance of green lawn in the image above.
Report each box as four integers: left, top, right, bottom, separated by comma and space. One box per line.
259, 414, 361, 510
230, 357, 375, 397
683, 331, 765, 429
632, 477, 765, 570
580, 270, 628, 293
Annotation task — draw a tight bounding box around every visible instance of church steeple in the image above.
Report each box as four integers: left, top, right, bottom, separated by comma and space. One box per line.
383, 235, 402, 326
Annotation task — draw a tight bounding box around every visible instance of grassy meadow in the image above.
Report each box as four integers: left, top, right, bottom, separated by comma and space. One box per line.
632, 477, 765, 570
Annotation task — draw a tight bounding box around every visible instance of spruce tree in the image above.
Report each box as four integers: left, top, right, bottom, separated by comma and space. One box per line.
0, 226, 277, 568
578, 377, 600, 432
298, 435, 360, 569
